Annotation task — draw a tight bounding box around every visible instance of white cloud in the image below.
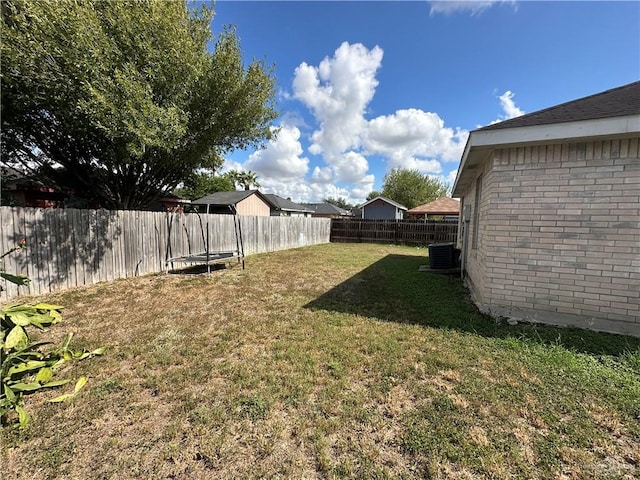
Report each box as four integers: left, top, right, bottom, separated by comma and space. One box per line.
257, 176, 364, 205
229, 42, 477, 205
244, 125, 309, 180
291, 42, 467, 189
498, 90, 524, 119
311, 166, 334, 183
293, 42, 383, 182
364, 109, 468, 173
219, 159, 244, 175
429, 1, 516, 16
489, 90, 525, 125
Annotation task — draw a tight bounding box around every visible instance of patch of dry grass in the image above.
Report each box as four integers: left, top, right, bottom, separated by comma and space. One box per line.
1, 243, 639, 479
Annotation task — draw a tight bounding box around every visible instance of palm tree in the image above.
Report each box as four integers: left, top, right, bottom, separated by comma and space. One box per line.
227, 170, 260, 190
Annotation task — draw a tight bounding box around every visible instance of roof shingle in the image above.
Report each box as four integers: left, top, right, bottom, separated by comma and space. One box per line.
407, 197, 460, 215
478, 81, 640, 132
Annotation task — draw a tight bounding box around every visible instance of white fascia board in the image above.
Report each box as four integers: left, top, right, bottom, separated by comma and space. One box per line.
470, 115, 640, 148
451, 137, 473, 197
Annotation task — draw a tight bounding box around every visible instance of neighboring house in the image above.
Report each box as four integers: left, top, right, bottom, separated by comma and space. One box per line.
301, 202, 352, 218
350, 207, 362, 219
360, 196, 407, 220
407, 197, 460, 220
149, 193, 191, 213
191, 190, 274, 216
452, 81, 640, 336
265, 194, 313, 217
2, 167, 69, 208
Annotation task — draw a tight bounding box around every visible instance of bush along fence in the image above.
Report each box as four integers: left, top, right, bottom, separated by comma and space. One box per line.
330, 218, 459, 247
0, 207, 331, 301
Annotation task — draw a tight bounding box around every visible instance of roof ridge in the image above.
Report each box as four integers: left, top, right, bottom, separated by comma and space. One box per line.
477, 80, 640, 132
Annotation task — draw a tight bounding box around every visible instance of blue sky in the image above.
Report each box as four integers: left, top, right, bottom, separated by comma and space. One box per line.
210, 1, 640, 204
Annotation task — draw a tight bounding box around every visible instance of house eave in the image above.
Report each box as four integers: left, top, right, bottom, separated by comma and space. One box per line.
452, 114, 640, 197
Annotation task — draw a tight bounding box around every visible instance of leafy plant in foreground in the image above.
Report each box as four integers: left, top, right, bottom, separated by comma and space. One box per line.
0, 244, 104, 428
0, 239, 29, 292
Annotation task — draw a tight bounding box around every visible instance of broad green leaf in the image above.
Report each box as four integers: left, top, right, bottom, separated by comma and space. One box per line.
4, 326, 28, 350
33, 303, 63, 311
16, 405, 30, 428
0, 272, 31, 287
48, 393, 74, 403
10, 381, 43, 392
35, 367, 54, 383
62, 333, 73, 350
4, 386, 16, 403
74, 376, 88, 393
7, 360, 47, 376
41, 379, 72, 388
7, 311, 31, 326
3, 304, 34, 312
91, 347, 106, 355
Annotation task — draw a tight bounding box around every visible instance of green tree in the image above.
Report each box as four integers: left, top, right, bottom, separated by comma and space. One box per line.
381, 168, 448, 210
1, 0, 277, 209
366, 191, 381, 201
228, 170, 261, 190
324, 197, 354, 210
174, 171, 235, 200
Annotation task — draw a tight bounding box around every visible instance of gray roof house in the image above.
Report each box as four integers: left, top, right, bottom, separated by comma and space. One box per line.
265, 194, 313, 217
301, 202, 351, 218
452, 81, 640, 336
192, 190, 275, 216
360, 196, 407, 220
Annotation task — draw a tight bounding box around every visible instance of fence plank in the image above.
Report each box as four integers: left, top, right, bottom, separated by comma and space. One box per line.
1, 206, 331, 301
330, 218, 458, 246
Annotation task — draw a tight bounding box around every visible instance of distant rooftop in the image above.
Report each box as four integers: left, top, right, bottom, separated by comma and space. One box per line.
407, 197, 460, 215
360, 196, 407, 210
191, 190, 257, 206
301, 202, 350, 216
264, 194, 313, 213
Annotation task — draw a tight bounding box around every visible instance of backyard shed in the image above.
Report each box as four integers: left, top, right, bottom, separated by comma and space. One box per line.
360, 196, 407, 220
452, 81, 640, 336
192, 190, 274, 216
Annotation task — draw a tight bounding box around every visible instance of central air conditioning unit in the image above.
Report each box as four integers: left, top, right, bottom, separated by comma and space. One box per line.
428, 242, 455, 269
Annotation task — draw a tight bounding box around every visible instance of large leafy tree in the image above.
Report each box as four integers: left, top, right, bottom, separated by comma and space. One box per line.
381, 168, 449, 210
1, 0, 278, 209
173, 171, 235, 201
365, 191, 381, 201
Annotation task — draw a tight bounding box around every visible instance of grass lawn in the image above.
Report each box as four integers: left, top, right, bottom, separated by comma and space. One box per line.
1, 243, 639, 479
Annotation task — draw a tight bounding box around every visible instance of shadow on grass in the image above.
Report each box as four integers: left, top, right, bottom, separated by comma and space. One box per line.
167, 264, 228, 275
304, 254, 640, 357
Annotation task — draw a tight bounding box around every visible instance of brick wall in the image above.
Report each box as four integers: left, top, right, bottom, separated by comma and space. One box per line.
461, 137, 640, 336
461, 156, 494, 306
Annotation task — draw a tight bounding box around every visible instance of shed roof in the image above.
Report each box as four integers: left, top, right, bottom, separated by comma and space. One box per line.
452, 81, 640, 197
265, 194, 313, 213
360, 196, 407, 210
407, 197, 460, 215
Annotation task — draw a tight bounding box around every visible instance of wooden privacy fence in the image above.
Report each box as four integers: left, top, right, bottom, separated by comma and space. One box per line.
0, 207, 331, 300
330, 218, 458, 246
